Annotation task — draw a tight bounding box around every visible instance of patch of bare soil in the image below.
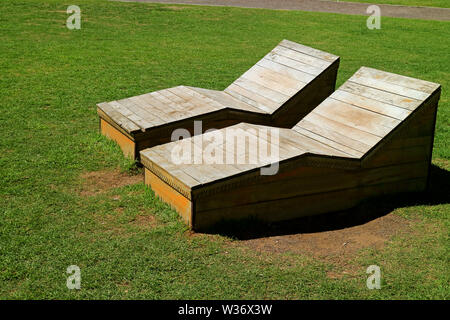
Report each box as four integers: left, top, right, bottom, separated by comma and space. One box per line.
234, 213, 412, 270
79, 169, 143, 196
96, 210, 158, 237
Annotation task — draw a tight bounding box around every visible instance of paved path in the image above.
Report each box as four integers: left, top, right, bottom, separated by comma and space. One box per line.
121, 0, 450, 21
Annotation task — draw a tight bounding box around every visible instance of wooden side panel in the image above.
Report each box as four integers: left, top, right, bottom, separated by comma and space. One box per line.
144, 168, 193, 227
100, 118, 136, 159
192, 160, 430, 231
271, 59, 339, 128
362, 96, 439, 182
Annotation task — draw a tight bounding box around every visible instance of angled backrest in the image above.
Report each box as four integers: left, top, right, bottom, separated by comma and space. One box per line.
293, 66, 441, 159
224, 39, 340, 114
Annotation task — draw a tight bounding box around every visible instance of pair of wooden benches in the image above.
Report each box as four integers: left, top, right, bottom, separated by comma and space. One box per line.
97, 40, 441, 231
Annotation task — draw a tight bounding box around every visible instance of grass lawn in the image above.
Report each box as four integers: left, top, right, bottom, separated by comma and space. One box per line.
342, 0, 449, 8
1, 0, 449, 299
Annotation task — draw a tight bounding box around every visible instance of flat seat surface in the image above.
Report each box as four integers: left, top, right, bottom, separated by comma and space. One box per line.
98, 86, 228, 133
141, 122, 352, 187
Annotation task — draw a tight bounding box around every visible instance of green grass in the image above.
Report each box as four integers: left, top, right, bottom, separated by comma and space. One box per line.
342, 0, 449, 8
1, 0, 449, 299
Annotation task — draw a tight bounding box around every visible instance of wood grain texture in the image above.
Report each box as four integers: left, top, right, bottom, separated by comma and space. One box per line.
98, 40, 340, 159
140, 67, 441, 231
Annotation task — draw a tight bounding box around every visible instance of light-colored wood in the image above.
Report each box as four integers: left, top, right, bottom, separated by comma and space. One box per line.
145, 168, 193, 227
140, 67, 440, 231
100, 118, 136, 159
98, 40, 340, 159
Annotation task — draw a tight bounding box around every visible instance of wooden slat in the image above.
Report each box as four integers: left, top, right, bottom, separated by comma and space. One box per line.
231, 77, 290, 105
331, 90, 411, 120
241, 65, 305, 96
349, 73, 430, 101
115, 99, 162, 129
177, 86, 225, 111
188, 87, 265, 114
279, 39, 339, 63
263, 53, 323, 76
149, 90, 198, 121
271, 46, 331, 69
301, 112, 381, 147
224, 84, 276, 113
356, 67, 439, 94
313, 99, 401, 138
294, 126, 363, 158
97, 102, 140, 133
284, 129, 350, 158
256, 58, 314, 84
295, 117, 372, 154
142, 146, 201, 187
136, 93, 178, 122
167, 86, 221, 116
339, 81, 421, 111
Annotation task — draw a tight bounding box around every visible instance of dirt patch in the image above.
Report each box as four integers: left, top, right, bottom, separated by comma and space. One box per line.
130, 213, 158, 229
79, 169, 143, 196
95, 210, 158, 237
231, 213, 413, 272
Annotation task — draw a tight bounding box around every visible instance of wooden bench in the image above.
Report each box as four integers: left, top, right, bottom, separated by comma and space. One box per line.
97, 40, 339, 159
140, 67, 441, 231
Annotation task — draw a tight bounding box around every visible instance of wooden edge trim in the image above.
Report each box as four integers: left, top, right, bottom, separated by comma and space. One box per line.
141, 155, 193, 200
97, 107, 138, 140
144, 168, 193, 228
191, 154, 359, 199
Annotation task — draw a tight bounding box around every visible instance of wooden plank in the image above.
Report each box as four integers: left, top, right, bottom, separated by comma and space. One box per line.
349, 73, 430, 101
256, 58, 314, 84
301, 112, 381, 148
225, 83, 280, 113
177, 86, 225, 111
149, 90, 198, 121
98, 102, 141, 133
279, 40, 339, 62
356, 67, 439, 94
363, 144, 431, 167
167, 86, 221, 116
294, 126, 363, 158
189, 87, 265, 114
331, 90, 411, 120
231, 77, 289, 105
263, 53, 323, 76
279, 128, 350, 158
339, 81, 421, 111
142, 146, 201, 188
115, 98, 164, 129
271, 46, 331, 69
313, 99, 401, 138
295, 118, 372, 154
136, 93, 178, 122
241, 65, 305, 96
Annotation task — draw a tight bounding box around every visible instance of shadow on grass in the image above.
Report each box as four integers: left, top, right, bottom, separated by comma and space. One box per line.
208, 164, 450, 240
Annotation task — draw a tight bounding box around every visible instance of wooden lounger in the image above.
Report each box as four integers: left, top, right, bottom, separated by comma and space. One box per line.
97, 40, 340, 159
140, 67, 441, 231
